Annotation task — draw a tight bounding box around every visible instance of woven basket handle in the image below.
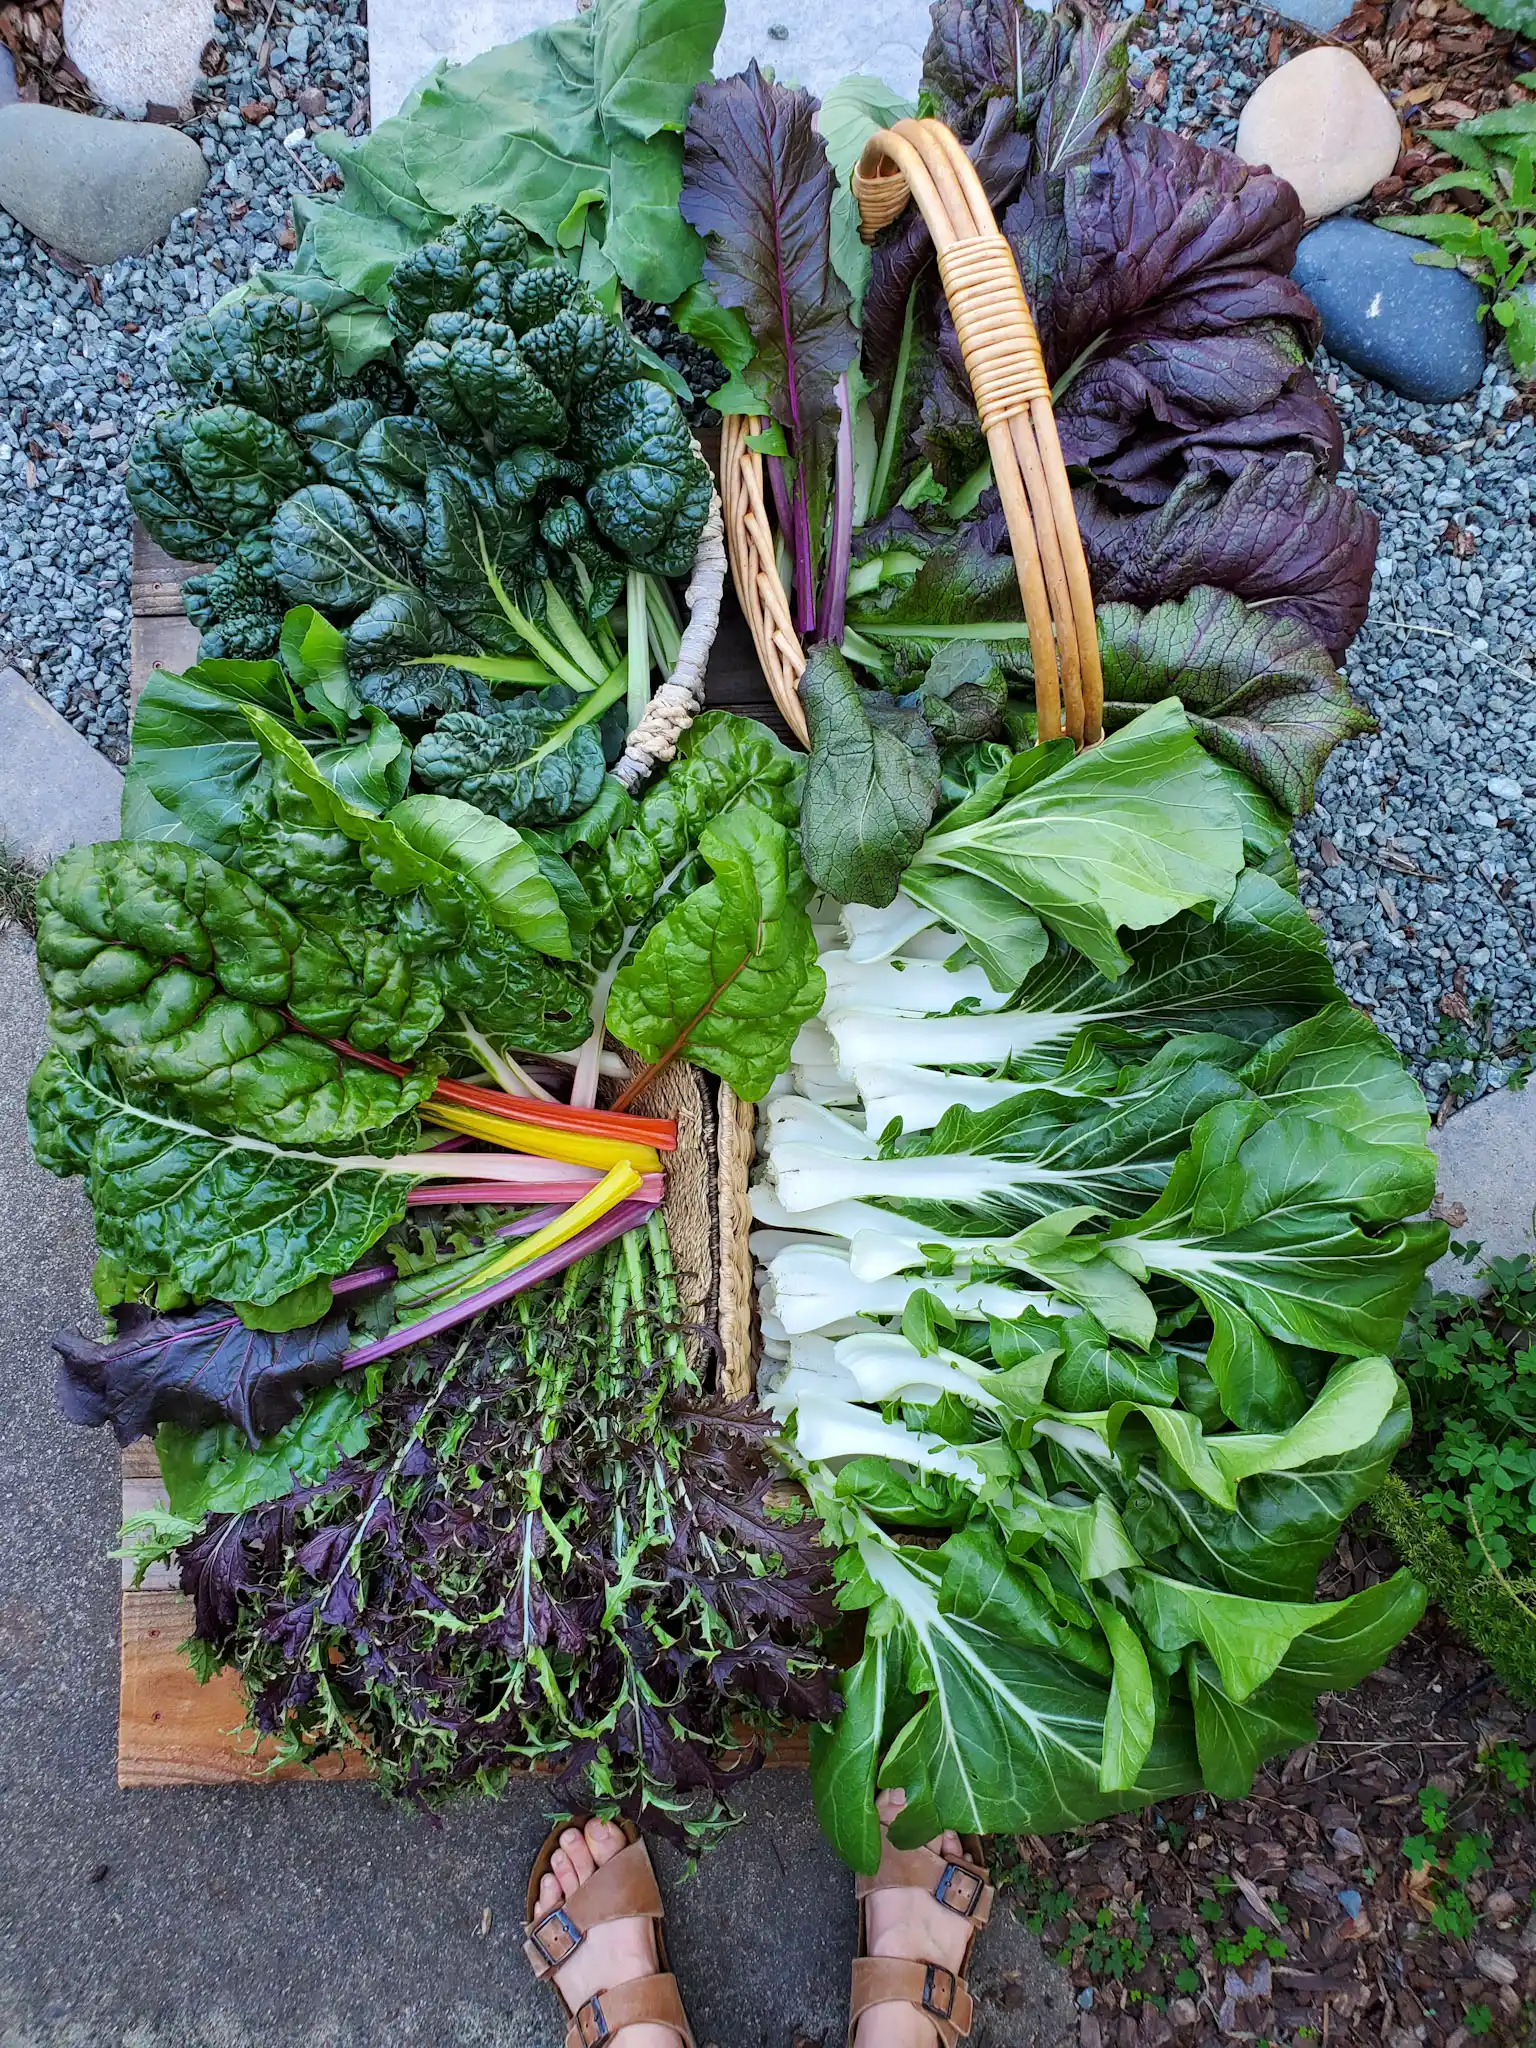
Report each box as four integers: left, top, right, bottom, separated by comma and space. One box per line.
853, 119, 1102, 746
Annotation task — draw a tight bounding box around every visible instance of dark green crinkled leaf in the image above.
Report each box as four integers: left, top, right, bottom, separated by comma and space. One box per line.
127, 416, 229, 559
27, 1050, 414, 1310
169, 294, 338, 425
412, 692, 610, 827
271, 484, 412, 613
178, 406, 310, 536
799, 644, 941, 910
1097, 586, 1374, 815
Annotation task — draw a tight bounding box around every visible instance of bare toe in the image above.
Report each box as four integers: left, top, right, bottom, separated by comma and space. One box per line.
875, 1787, 907, 1826
559, 1825, 597, 1887
535, 1870, 564, 1916
585, 1817, 630, 1864
939, 1829, 965, 1861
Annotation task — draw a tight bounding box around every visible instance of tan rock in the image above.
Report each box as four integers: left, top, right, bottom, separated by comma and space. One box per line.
1236, 47, 1401, 221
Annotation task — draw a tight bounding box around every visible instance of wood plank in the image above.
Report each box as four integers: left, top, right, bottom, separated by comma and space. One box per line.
132, 529, 211, 615
129, 608, 200, 709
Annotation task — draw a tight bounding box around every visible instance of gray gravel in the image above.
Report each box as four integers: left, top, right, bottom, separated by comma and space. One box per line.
0, 0, 367, 763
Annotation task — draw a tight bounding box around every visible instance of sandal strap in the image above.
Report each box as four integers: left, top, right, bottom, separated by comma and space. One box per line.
564, 1972, 693, 2048
524, 1841, 663, 1978
855, 1845, 993, 1929
848, 1958, 974, 2047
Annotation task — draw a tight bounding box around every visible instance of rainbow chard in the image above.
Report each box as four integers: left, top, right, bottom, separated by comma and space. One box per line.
682, 62, 859, 636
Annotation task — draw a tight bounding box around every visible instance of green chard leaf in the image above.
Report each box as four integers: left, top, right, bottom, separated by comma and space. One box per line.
607, 806, 827, 1101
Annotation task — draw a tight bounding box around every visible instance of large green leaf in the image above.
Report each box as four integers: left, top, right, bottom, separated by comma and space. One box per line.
1097, 585, 1374, 815
35, 841, 441, 1145
798, 644, 941, 910
910, 700, 1247, 980
28, 1052, 414, 1309
244, 710, 573, 959
1110, 1101, 1446, 1428
864, 1536, 1202, 1843
1188, 1572, 1426, 1797
607, 807, 826, 1100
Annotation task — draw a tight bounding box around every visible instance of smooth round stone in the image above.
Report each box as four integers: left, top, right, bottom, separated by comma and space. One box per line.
0, 104, 208, 265
1292, 216, 1486, 403
1236, 46, 1401, 219
63, 0, 214, 118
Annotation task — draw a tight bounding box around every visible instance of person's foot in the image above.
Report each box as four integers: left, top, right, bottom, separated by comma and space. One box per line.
532, 1819, 678, 2047
855, 1790, 980, 2048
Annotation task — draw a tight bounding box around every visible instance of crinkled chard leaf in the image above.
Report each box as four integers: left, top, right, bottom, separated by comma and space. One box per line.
36, 840, 442, 1144
1097, 584, 1374, 814
581, 379, 714, 574
54, 1299, 355, 1447
799, 645, 941, 910
607, 806, 827, 1101
28, 1050, 416, 1311
127, 415, 229, 560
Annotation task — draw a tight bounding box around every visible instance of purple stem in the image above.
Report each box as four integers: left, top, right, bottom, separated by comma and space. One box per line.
791, 469, 817, 637
330, 1262, 396, 1298
339, 1198, 660, 1369
765, 451, 794, 546
816, 372, 854, 645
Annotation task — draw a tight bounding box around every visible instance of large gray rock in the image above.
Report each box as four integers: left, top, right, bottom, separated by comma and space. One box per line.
1429, 1086, 1536, 1294
1291, 215, 1486, 404
0, 102, 207, 266
0, 669, 123, 865
63, 0, 214, 119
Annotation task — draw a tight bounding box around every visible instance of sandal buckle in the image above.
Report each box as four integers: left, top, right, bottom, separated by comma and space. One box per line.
923, 1965, 957, 2021
575, 1993, 609, 2046
935, 1862, 983, 1916
530, 1905, 583, 1966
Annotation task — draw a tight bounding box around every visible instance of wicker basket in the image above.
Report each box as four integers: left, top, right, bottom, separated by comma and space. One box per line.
721, 117, 1104, 752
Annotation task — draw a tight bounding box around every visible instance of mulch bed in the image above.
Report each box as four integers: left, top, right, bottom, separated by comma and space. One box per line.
1005, 1530, 1536, 2047
1334, 0, 1536, 212
0, 1, 91, 109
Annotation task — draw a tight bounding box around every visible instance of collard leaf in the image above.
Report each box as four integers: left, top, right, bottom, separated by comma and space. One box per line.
607, 807, 827, 1100
799, 645, 941, 909
1097, 585, 1374, 814
54, 1300, 354, 1447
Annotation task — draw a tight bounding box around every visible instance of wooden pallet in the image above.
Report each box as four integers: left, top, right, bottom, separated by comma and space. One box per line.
121, 508, 794, 1787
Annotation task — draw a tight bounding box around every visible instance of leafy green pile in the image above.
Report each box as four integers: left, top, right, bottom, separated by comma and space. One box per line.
162, 1219, 838, 1841
130, 208, 711, 673
752, 701, 1443, 1860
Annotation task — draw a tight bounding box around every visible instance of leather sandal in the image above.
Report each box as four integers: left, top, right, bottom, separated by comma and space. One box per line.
848, 1832, 995, 2047
523, 1818, 696, 2048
